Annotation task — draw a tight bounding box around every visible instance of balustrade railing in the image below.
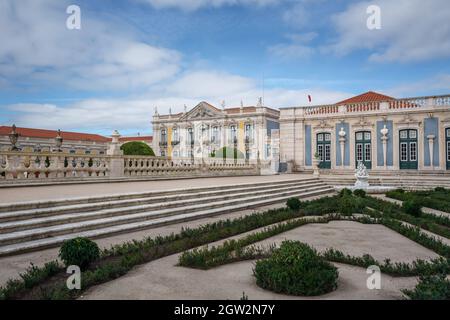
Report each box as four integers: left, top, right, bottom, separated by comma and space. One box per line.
0, 151, 262, 182
0, 151, 109, 180
299, 94, 450, 117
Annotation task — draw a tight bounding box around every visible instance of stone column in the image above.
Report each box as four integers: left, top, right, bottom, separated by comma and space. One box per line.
427, 134, 435, 169
107, 130, 124, 178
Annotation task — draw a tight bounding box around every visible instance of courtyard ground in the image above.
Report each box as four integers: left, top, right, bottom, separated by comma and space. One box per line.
80, 221, 435, 300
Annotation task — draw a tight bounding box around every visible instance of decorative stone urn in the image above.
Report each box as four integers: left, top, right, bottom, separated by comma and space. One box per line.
9, 124, 20, 151
312, 153, 321, 176
354, 161, 369, 189
55, 129, 63, 152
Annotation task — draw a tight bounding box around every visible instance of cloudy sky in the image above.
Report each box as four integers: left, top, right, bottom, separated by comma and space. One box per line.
1, 0, 450, 136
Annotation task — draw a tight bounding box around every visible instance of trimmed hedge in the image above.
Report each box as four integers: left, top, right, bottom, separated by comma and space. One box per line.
120, 141, 155, 156
59, 237, 100, 270
403, 274, 450, 300
286, 198, 301, 211
254, 241, 338, 296
211, 147, 244, 159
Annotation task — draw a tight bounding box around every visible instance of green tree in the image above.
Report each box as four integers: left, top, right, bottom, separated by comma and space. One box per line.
120, 141, 155, 156
211, 147, 244, 159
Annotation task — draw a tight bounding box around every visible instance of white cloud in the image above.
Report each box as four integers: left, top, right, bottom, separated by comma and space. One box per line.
327, 0, 450, 62
268, 32, 317, 60
3, 70, 350, 133
0, 0, 181, 91
140, 0, 279, 11
385, 74, 450, 97
168, 71, 256, 98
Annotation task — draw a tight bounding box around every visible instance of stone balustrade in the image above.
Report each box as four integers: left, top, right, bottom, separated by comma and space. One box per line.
299, 94, 450, 118
0, 151, 263, 182
0, 151, 109, 180
122, 155, 260, 177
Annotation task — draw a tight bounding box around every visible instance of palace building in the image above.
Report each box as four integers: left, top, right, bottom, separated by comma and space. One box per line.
279, 91, 450, 173
151, 100, 280, 161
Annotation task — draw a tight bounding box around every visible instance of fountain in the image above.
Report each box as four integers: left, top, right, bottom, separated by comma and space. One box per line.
334, 161, 395, 194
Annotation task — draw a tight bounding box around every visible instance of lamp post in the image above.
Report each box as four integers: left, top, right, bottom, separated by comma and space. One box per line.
9, 124, 20, 151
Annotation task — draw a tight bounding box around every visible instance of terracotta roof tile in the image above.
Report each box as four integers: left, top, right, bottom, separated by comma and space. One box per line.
0, 126, 110, 142
336, 91, 395, 105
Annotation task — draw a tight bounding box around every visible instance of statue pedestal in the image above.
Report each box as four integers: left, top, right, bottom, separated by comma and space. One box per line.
354, 176, 369, 189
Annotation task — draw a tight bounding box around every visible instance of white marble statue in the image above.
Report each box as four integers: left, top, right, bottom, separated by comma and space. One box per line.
354, 161, 369, 189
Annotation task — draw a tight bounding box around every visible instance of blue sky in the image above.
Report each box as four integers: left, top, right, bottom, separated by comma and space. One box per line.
1, 0, 450, 135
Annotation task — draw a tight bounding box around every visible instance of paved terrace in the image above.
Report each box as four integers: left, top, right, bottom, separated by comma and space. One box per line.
0, 174, 308, 203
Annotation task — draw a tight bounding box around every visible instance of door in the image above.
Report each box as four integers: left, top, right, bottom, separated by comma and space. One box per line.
317, 133, 331, 169
355, 131, 372, 169
446, 128, 450, 170
399, 129, 418, 170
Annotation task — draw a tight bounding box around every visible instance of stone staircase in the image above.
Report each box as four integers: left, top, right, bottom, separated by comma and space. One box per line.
319, 173, 450, 190
0, 178, 334, 256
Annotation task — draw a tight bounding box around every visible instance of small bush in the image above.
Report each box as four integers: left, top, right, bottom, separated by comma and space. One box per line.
353, 189, 366, 198
253, 241, 338, 296
59, 237, 100, 270
120, 141, 155, 156
402, 199, 422, 217
286, 198, 301, 211
395, 188, 405, 194
434, 187, 446, 193
339, 188, 352, 197
403, 274, 450, 300
339, 195, 355, 216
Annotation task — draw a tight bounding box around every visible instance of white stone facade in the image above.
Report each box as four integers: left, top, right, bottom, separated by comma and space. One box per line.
152, 101, 280, 162
279, 93, 450, 173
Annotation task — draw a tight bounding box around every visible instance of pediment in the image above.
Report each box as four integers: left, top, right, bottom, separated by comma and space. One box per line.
180, 102, 222, 120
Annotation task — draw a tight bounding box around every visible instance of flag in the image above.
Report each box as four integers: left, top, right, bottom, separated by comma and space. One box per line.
308, 95, 312, 103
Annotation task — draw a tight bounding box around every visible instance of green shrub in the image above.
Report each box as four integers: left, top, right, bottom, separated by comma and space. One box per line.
339, 195, 355, 216
395, 188, 405, 194
253, 241, 338, 296
402, 199, 422, 217
59, 237, 100, 270
211, 147, 244, 159
120, 141, 155, 156
286, 198, 301, 211
353, 189, 366, 198
434, 187, 446, 193
339, 188, 353, 197
403, 274, 450, 300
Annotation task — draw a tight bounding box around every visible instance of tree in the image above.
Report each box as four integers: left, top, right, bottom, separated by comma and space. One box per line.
211, 147, 244, 159
120, 141, 155, 156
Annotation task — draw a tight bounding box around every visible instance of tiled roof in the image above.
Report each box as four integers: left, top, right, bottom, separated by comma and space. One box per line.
0, 126, 110, 142
119, 136, 153, 143
336, 91, 395, 105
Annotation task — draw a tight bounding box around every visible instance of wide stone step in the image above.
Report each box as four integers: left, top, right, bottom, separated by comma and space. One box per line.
0, 187, 334, 256
0, 179, 322, 223
0, 184, 334, 246
0, 182, 327, 233
0, 178, 318, 213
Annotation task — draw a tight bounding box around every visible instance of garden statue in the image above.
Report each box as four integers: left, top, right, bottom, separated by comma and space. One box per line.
354, 161, 369, 189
